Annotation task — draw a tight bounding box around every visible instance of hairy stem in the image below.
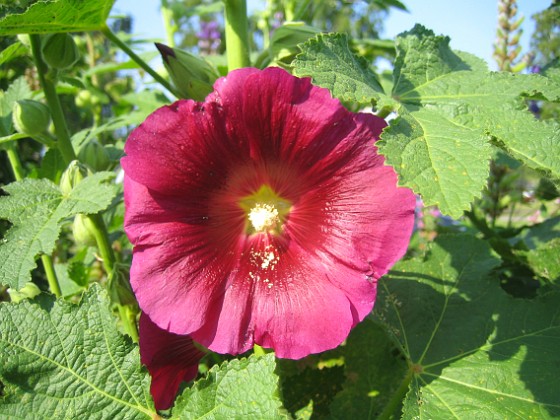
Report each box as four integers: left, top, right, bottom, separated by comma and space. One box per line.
224, 0, 251, 71
101, 24, 180, 97
41, 254, 62, 297
29, 34, 76, 164
378, 367, 414, 420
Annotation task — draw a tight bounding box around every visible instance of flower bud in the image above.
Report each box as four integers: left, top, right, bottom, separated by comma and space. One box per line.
8, 282, 41, 303
72, 214, 97, 247
155, 43, 219, 101
41, 33, 80, 70
78, 139, 111, 172
12, 99, 51, 136
269, 22, 321, 63
59, 160, 91, 195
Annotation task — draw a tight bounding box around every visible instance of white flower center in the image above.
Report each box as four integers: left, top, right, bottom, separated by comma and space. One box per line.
248, 204, 279, 233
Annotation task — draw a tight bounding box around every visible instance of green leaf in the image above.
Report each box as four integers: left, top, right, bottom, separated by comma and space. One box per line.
380, 25, 560, 216
375, 234, 560, 418
0, 41, 28, 66
522, 237, 560, 284
0, 173, 118, 290
173, 353, 286, 419
0, 284, 154, 418
0, 0, 116, 35
380, 108, 490, 218
329, 319, 408, 419
293, 33, 384, 105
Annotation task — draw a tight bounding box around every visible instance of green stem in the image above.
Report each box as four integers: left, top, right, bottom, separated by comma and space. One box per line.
101, 24, 180, 97
161, 0, 177, 47
378, 367, 414, 420
41, 254, 62, 297
224, 0, 251, 71
29, 34, 77, 165
117, 304, 139, 342
5, 143, 26, 181
88, 213, 138, 341
5, 141, 61, 297
88, 213, 115, 274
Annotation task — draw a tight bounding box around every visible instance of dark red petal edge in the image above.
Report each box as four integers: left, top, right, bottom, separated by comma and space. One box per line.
139, 312, 205, 410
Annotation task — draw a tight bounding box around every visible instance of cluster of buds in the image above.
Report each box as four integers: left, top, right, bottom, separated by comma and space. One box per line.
493, 0, 530, 72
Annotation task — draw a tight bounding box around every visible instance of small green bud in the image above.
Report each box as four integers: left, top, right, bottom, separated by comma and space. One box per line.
72, 214, 97, 247
78, 139, 111, 172
12, 99, 51, 136
59, 160, 91, 195
41, 33, 80, 70
155, 43, 219, 101
269, 22, 321, 63
8, 282, 41, 303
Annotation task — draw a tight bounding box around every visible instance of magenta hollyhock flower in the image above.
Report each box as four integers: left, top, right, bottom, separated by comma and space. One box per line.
122, 67, 415, 360
139, 313, 205, 410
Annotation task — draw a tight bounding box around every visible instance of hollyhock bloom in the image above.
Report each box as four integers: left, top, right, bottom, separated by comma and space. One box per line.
123, 67, 415, 360
139, 313, 205, 410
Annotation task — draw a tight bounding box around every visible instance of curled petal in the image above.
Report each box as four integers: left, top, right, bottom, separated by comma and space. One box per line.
139, 313, 205, 410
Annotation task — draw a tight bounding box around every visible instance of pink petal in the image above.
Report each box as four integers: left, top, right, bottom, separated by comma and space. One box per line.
139, 313, 205, 410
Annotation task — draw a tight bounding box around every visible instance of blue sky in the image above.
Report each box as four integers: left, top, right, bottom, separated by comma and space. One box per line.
111, 0, 551, 70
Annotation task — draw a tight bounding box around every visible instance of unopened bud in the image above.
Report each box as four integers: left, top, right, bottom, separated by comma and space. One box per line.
72, 214, 97, 247
78, 139, 111, 172
60, 160, 91, 195
12, 99, 51, 136
42, 33, 80, 70
155, 43, 219, 101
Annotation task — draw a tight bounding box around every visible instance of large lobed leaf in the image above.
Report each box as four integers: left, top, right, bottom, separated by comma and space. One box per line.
0, 173, 118, 290
293, 26, 560, 218
173, 353, 286, 419
375, 234, 560, 418
0, 0, 116, 35
292, 33, 384, 105
0, 285, 155, 419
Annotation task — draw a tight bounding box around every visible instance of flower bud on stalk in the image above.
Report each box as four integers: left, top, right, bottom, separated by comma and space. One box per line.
155, 43, 219, 101
12, 99, 51, 137
72, 213, 98, 247
41, 33, 80, 70
78, 139, 111, 172
59, 160, 91, 195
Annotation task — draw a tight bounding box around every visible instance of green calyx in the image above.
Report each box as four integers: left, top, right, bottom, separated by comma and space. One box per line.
41, 33, 81, 70
12, 99, 51, 136
78, 139, 111, 172
59, 160, 92, 195
155, 42, 219, 101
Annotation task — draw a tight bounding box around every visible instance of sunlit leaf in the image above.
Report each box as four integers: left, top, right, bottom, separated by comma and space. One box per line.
0, 0, 116, 35
0, 285, 155, 419
0, 173, 118, 290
